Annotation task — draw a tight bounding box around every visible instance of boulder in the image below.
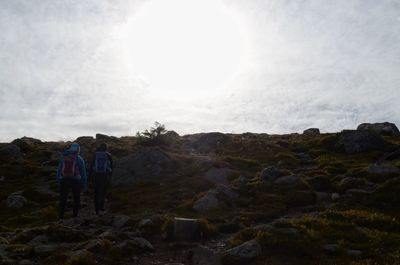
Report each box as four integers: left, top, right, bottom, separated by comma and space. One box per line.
95, 133, 116, 140
116, 238, 154, 256
0, 144, 21, 157
368, 164, 400, 174
98, 229, 118, 241
33, 244, 56, 257
138, 219, 153, 229
260, 167, 283, 183
303, 128, 320, 135
75, 136, 95, 145
129, 237, 154, 252
226, 239, 262, 259
274, 175, 301, 186
212, 184, 238, 199
192, 246, 221, 265
336, 130, 384, 154
12, 137, 41, 151
188, 132, 229, 151
112, 215, 134, 229
28, 235, 49, 246
193, 192, 219, 213
193, 185, 237, 213
173, 218, 200, 241
357, 122, 400, 136
204, 167, 233, 185
346, 249, 363, 256
331, 193, 340, 201
338, 177, 366, 191
323, 244, 339, 254
6, 194, 27, 208
112, 147, 175, 185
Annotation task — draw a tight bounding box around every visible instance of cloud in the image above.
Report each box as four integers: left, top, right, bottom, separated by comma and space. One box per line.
0, 0, 399, 141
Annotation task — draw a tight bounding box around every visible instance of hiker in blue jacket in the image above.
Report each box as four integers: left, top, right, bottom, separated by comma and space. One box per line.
56, 143, 87, 219
90, 143, 113, 215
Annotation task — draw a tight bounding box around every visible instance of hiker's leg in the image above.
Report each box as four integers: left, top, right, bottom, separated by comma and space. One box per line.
58, 179, 68, 219
94, 174, 100, 214
99, 175, 107, 211
72, 179, 81, 218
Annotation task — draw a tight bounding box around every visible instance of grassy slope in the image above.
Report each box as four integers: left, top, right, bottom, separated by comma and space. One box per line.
0, 132, 399, 264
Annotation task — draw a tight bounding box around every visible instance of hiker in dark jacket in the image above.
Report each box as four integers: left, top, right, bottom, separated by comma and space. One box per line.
90, 143, 113, 215
56, 143, 87, 219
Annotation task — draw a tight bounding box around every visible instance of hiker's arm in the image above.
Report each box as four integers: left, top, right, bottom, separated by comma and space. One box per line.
108, 153, 113, 172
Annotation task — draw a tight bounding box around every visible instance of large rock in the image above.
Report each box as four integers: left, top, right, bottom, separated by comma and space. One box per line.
274, 175, 302, 186
357, 122, 400, 136
33, 244, 56, 257
192, 246, 221, 265
260, 167, 283, 183
6, 194, 27, 208
336, 130, 385, 153
112, 215, 134, 229
193, 192, 219, 213
193, 185, 237, 213
188, 132, 229, 151
204, 168, 233, 185
368, 164, 400, 174
112, 147, 176, 185
95, 133, 117, 140
75, 136, 95, 145
12, 137, 42, 151
173, 218, 200, 241
0, 144, 21, 157
226, 239, 262, 259
338, 177, 366, 191
303, 128, 320, 135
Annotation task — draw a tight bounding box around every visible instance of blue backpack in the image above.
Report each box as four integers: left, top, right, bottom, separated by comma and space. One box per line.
93, 152, 111, 173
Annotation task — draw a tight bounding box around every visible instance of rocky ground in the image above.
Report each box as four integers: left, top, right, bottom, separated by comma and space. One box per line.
0, 122, 400, 265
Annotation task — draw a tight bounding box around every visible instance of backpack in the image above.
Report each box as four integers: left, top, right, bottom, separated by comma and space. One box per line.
93, 152, 111, 173
62, 154, 80, 177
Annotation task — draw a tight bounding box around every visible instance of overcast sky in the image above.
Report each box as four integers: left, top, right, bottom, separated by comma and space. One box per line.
0, 0, 399, 141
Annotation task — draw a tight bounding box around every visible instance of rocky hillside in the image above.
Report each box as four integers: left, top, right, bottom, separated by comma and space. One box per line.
0, 122, 399, 265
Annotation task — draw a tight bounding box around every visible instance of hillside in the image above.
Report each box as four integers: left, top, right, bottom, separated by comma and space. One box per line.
0, 123, 399, 265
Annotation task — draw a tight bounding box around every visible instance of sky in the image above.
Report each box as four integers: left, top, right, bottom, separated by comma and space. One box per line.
0, 0, 399, 141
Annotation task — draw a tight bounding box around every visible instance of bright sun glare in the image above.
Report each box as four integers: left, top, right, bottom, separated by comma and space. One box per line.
127, 0, 246, 95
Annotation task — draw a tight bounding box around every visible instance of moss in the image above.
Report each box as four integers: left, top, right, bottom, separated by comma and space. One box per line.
6, 244, 34, 258
198, 218, 218, 239
40, 206, 58, 222
67, 251, 96, 265
161, 215, 175, 240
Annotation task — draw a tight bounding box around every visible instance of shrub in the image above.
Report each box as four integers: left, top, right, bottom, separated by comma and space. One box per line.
136, 121, 168, 146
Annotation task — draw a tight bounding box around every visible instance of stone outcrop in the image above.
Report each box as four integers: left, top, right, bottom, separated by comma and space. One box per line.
6, 193, 27, 208
192, 246, 221, 265
336, 130, 385, 153
226, 239, 262, 259
303, 128, 320, 135
357, 122, 400, 136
